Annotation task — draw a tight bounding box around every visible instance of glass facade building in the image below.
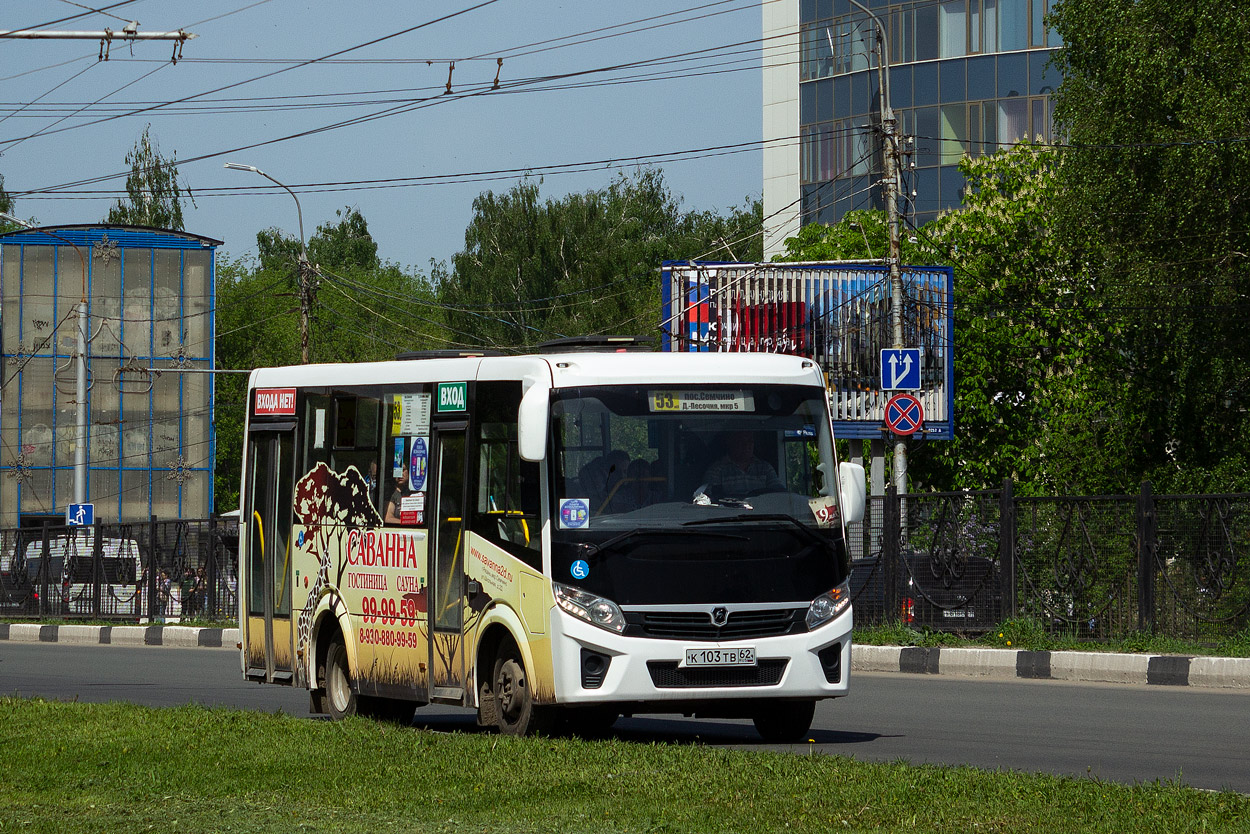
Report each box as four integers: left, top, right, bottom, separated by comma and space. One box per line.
0, 226, 219, 527
763, 0, 1061, 253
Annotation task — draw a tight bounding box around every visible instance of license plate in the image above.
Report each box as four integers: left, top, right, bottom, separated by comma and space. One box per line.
682, 647, 757, 667
942, 609, 972, 619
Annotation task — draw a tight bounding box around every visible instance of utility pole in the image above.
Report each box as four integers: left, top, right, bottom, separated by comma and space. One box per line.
847, 0, 908, 503
224, 163, 315, 364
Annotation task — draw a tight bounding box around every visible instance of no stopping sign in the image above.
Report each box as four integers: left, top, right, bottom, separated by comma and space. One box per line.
885, 393, 924, 436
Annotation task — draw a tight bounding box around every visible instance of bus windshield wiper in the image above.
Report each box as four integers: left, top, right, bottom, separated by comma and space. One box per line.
681, 513, 829, 548
578, 527, 748, 558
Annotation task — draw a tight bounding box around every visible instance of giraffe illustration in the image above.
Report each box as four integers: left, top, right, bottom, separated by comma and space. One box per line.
291, 462, 382, 684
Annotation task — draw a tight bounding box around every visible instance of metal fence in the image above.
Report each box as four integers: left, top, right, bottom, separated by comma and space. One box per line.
847, 482, 1250, 639
0, 517, 238, 622
5, 484, 1249, 639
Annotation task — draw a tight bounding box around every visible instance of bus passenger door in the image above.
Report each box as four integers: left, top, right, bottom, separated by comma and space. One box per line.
243, 427, 296, 684
429, 422, 468, 702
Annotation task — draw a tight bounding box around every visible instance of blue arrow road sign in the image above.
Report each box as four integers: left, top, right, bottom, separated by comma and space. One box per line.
66, 503, 94, 526
880, 348, 922, 390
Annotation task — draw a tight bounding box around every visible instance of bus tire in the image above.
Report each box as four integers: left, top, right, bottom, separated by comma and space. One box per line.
492, 643, 552, 736
752, 700, 816, 743
325, 639, 359, 720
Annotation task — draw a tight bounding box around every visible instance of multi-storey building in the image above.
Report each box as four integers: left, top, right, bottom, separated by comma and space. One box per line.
763, 0, 1061, 255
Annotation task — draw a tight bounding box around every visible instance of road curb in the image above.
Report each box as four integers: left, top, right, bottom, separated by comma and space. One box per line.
0, 623, 239, 649
2, 626, 1247, 689
850, 644, 1250, 689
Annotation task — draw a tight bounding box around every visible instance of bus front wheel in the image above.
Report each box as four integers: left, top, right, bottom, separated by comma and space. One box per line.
752, 700, 816, 743
492, 643, 552, 736
325, 639, 358, 720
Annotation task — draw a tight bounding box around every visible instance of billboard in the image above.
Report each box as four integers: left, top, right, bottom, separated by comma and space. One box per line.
660, 261, 954, 440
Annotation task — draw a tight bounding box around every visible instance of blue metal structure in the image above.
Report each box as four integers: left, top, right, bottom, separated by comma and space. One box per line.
0, 225, 220, 526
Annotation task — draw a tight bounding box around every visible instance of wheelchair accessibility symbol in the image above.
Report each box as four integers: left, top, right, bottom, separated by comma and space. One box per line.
571, 559, 590, 580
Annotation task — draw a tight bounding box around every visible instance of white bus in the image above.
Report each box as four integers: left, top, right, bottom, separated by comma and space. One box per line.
240, 340, 865, 740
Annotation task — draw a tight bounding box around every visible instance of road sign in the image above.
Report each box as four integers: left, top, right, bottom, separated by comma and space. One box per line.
66, 503, 94, 526
884, 393, 924, 436
880, 348, 922, 390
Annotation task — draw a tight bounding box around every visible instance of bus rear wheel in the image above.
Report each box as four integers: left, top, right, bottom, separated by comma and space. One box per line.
492, 643, 552, 736
752, 700, 816, 743
325, 639, 358, 720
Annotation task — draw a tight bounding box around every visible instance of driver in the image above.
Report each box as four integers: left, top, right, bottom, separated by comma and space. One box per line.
701, 431, 784, 496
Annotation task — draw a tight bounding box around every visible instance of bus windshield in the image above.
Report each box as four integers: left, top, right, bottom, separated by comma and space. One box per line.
550, 384, 847, 606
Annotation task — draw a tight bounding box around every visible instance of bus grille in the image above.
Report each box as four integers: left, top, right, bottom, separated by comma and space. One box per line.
647, 659, 788, 688
629, 608, 801, 641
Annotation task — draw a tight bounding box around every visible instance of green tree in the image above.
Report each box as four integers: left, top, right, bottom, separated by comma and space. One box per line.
779, 145, 1126, 494
0, 174, 13, 216
104, 125, 191, 230
438, 169, 762, 349
213, 207, 442, 506
1051, 0, 1250, 491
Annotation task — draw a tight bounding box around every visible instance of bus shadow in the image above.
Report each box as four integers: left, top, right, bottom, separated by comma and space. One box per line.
408, 710, 888, 747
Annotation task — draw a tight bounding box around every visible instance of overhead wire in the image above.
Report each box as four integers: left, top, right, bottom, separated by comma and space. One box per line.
1, 0, 507, 152
53, 0, 136, 25
6, 0, 142, 33
178, 0, 279, 31
0, 59, 100, 130
1, 61, 170, 154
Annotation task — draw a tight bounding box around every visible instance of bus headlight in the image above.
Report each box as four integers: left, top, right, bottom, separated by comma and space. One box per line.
806, 579, 851, 630
554, 582, 627, 633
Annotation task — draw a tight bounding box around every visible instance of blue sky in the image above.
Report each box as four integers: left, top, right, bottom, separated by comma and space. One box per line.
2, 1, 765, 272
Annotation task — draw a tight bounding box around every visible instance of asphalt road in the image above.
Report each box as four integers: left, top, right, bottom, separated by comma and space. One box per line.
3, 642, 1248, 793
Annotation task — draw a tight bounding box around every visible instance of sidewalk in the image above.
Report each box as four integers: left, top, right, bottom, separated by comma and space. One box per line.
853, 644, 1250, 689
0, 622, 239, 649
2, 623, 1248, 689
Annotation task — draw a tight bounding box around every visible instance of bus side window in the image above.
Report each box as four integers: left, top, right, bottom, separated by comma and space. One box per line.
331, 396, 384, 511
473, 382, 541, 569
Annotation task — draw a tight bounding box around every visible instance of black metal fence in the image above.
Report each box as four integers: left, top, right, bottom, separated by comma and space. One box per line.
0, 517, 239, 622
847, 481, 1250, 639
6, 485, 1249, 639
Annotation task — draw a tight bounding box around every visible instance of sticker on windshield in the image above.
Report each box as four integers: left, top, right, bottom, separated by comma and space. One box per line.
648, 390, 755, 412
571, 559, 590, 580
809, 496, 839, 528
559, 498, 590, 530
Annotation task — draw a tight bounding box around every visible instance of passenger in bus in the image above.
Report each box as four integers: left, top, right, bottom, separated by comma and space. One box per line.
701, 431, 784, 497
385, 471, 411, 525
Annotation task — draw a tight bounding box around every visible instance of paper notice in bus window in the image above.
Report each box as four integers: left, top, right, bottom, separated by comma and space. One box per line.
400, 492, 425, 526
314, 408, 326, 449
399, 393, 432, 435
392, 437, 405, 477
648, 390, 755, 412
809, 496, 839, 528
390, 398, 402, 435
559, 498, 590, 530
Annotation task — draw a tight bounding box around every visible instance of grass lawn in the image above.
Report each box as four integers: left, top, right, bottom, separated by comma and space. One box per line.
1, 697, 1246, 833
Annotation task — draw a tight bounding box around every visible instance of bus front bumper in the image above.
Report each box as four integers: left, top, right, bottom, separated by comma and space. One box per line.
548, 607, 852, 706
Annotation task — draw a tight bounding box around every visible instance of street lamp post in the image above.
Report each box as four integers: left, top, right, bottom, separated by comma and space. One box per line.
0, 212, 90, 507
223, 163, 315, 364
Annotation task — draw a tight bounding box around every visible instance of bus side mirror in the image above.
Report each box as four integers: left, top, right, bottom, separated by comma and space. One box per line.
518, 380, 550, 462
839, 461, 866, 525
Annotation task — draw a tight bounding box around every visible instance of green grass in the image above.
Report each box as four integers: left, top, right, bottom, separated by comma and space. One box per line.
0, 698, 1246, 833
853, 619, 1250, 657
